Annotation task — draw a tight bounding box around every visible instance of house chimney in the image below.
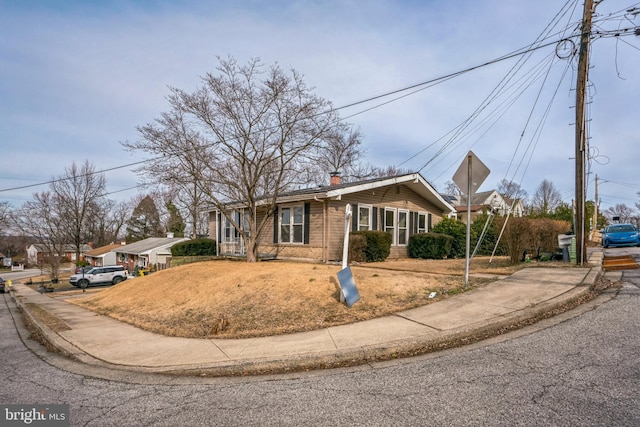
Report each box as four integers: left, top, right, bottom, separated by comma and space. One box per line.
330, 171, 341, 186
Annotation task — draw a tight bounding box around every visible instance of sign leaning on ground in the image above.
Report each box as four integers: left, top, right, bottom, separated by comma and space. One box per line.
337, 203, 360, 307
337, 267, 360, 308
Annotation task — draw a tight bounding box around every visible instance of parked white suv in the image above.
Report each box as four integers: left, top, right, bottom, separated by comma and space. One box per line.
70, 265, 127, 288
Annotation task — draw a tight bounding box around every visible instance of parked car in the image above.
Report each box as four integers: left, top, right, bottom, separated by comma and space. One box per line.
69, 265, 127, 288
0, 277, 5, 293
601, 224, 640, 248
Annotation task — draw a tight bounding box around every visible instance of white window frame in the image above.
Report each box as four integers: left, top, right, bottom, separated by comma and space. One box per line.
357, 204, 372, 231
417, 211, 428, 234
222, 210, 250, 244
280, 204, 304, 244
398, 209, 409, 246
384, 207, 396, 246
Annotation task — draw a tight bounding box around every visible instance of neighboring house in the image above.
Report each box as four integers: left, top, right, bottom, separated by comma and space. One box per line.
113, 236, 190, 272
27, 243, 92, 265
442, 190, 524, 224
206, 172, 456, 262
83, 243, 124, 267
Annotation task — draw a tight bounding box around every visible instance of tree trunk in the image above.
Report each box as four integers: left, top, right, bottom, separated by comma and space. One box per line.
245, 239, 258, 263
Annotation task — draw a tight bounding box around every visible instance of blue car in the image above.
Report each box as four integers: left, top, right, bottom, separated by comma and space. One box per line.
601, 224, 640, 248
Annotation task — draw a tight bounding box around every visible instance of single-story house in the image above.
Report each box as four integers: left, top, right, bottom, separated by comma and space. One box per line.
113, 236, 190, 272
206, 172, 456, 262
83, 243, 124, 267
442, 190, 524, 224
27, 243, 92, 265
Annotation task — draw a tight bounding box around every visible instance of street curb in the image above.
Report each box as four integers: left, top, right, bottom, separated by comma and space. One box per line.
10, 264, 603, 377
159, 267, 601, 377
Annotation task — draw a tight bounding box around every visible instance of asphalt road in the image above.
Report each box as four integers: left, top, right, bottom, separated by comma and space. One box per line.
1, 252, 639, 426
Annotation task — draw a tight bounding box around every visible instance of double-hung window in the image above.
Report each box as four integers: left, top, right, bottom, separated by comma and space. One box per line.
280, 205, 304, 243
417, 212, 428, 233
358, 204, 372, 231
384, 208, 396, 246
398, 209, 409, 246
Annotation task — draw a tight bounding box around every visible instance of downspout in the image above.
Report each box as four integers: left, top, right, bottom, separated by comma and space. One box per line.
315, 195, 327, 263
215, 211, 220, 257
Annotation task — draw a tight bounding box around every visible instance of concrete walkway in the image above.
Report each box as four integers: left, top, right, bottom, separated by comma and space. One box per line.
9, 252, 604, 377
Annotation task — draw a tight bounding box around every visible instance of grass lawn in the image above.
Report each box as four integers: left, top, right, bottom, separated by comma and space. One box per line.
63, 256, 529, 339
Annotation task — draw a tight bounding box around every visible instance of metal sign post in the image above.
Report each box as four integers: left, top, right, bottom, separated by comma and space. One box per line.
453, 151, 490, 288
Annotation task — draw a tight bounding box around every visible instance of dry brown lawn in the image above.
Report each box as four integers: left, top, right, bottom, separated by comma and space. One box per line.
67, 256, 526, 339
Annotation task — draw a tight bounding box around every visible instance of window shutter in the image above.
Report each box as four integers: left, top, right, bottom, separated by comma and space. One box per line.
372, 207, 378, 230
428, 213, 432, 231
273, 207, 279, 244
352, 205, 358, 232
217, 213, 222, 243
409, 211, 415, 235
304, 203, 310, 244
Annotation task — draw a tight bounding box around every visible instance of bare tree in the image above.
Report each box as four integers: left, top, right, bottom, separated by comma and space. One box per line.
309, 126, 365, 184
86, 199, 131, 246
125, 57, 353, 262
443, 181, 462, 195
604, 203, 636, 224
0, 201, 11, 237
14, 192, 67, 280
51, 161, 106, 261
123, 121, 209, 239
497, 179, 528, 201
531, 179, 563, 215
347, 164, 413, 181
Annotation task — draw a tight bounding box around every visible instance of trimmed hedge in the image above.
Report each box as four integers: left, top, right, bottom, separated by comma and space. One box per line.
432, 217, 468, 258
171, 238, 217, 256
408, 232, 453, 259
350, 231, 392, 262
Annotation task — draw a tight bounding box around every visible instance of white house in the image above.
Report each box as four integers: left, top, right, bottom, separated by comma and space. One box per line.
27, 243, 91, 265
83, 243, 123, 267
113, 237, 189, 272
442, 190, 524, 223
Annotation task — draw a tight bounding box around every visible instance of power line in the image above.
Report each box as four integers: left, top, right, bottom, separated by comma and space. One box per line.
2, 20, 637, 198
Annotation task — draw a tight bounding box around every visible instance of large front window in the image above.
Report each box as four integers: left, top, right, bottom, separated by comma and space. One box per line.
384, 208, 411, 246
280, 205, 304, 243
222, 210, 250, 243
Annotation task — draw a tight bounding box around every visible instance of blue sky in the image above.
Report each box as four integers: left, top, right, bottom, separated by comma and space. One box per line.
1, 0, 639, 213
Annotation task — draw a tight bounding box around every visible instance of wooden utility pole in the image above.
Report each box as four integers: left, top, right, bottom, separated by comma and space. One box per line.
594, 174, 599, 234
575, 0, 594, 266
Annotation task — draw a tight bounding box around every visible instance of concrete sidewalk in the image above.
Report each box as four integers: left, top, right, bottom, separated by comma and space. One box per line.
9, 254, 603, 377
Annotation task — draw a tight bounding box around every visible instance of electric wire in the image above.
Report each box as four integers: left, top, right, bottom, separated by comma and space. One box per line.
410, 0, 580, 183
1, 3, 638, 203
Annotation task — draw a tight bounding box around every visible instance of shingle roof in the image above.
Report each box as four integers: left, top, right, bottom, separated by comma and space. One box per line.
114, 237, 189, 255
206, 173, 456, 214
84, 243, 124, 257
